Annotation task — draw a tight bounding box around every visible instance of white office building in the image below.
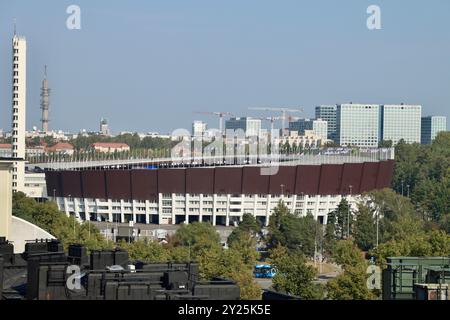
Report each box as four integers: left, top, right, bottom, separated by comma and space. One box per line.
382, 104, 422, 145
337, 104, 381, 147
192, 121, 207, 137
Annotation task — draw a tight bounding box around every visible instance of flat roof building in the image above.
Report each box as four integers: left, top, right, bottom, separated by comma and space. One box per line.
225, 117, 261, 137
382, 104, 422, 145
315, 105, 337, 141
337, 104, 381, 147
421, 116, 447, 144
192, 121, 207, 137
289, 118, 328, 141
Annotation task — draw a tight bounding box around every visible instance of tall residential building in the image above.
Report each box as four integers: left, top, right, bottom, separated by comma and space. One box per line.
421, 116, 447, 144
225, 117, 261, 137
315, 105, 337, 141
288, 118, 328, 141
381, 104, 421, 145
336, 104, 381, 147
100, 118, 109, 135
11, 33, 27, 192
192, 120, 207, 137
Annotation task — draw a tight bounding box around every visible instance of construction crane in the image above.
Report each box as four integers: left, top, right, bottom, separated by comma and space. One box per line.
249, 107, 304, 135
254, 116, 282, 132
194, 111, 234, 133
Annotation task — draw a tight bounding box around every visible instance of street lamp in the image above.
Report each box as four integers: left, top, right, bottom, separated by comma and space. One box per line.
347, 185, 352, 239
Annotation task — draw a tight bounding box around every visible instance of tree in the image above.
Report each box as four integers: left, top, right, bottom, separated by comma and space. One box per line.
353, 204, 377, 251
326, 240, 376, 300
270, 246, 324, 299
119, 239, 170, 262
324, 198, 353, 256
378, 140, 393, 148
369, 230, 450, 267
364, 189, 425, 243
174, 222, 261, 299
175, 222, 222, 257
268, 202, 323, 257
392, 132, 450, 225
228, 213, 261, 246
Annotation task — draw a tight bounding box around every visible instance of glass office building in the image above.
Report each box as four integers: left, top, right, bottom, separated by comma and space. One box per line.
315, 105, 337, 141
421, 116, 447, 144
225, 117, 261, 137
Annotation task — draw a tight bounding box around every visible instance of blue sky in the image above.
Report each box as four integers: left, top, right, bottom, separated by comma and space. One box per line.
0, 0, 449, 134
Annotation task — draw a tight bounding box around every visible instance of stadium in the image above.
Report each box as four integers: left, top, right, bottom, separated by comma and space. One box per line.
43, 149, 395, 227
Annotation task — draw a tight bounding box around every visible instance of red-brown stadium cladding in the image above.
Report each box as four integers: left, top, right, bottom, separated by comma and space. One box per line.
186, 168, 214, 194
45, 171, 62, 197
130, 170, 158, 201
295, 165, 321, 195
359, 162, 380, 193
81, 171, 107, 199
47, 161, 395, 200
158, 168, 186, 194
214, 167, 242, 194
60, 171, 83, 198
242, 167, 270, 194
340, 163, 364, 194
318, 164, 343, 195
105, 170, 131, 200
376, 160, 395, 189
269, 166, 297, 195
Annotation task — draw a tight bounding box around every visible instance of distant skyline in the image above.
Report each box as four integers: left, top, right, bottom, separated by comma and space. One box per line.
1, 0, 449, 134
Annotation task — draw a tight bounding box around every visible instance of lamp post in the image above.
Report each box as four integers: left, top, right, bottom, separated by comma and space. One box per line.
376, 201, 382, 247
347, 185, 352, 239
401, 180, 404, 196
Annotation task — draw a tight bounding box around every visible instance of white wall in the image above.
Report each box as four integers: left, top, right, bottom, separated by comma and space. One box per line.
10, 216, 55, 253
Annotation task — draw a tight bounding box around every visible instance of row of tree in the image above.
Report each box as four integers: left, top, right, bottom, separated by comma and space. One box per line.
69, 133, 175, 151
392, 132, 449, 229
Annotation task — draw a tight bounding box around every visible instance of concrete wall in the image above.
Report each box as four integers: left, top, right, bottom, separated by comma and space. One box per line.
10, 216, 55, 253
0, 160, 13, 239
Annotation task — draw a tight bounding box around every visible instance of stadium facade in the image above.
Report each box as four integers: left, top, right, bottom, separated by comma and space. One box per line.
44, 151, 395, 227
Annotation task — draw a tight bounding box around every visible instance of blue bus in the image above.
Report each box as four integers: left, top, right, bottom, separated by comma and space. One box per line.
254, 264, 277, 278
